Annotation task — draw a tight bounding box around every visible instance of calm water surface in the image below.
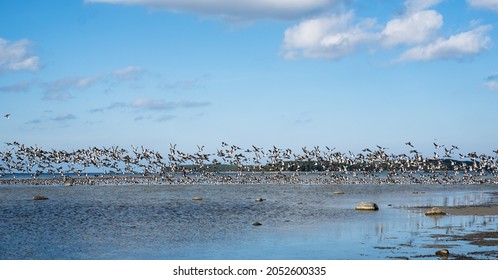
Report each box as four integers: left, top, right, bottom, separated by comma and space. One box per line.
1, 183, 497, 259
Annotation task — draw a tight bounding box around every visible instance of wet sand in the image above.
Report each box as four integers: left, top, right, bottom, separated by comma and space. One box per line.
442, 204, 498, 216
404, 204, 498, 259
438, 205, 498, 253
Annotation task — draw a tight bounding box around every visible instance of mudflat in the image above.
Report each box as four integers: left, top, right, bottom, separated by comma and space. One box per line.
442, 204, 498, 216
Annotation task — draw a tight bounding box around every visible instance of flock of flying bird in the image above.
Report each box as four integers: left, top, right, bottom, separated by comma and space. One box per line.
1, 140, 498, 186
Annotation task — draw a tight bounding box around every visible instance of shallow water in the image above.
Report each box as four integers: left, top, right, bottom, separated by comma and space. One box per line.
0, 183, 497, 259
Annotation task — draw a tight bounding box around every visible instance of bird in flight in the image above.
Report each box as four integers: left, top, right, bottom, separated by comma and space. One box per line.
405, 141, 414, 147
4, 114, 11, 119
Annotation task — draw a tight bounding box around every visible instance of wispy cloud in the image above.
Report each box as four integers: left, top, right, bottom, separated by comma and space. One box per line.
90, 102, 128, 113
483, 74, 498, 90
42, 92, 74, 101
132, 98, 175, 110
157, 115, 176, 122
133, 114, 177, 122
177, 100, 211, 108
51, 113, 77, 122
43, 75, 104, 101
404, 0, 443, 14
0, 37, 39, 73
0, 80, 37, 93
132, 98, 210, 110
26, 119, 42, 125
484, 81, 498, 90
159, 74, 210, 91
90, 98, 210, 114
468, 0, 498, 12
84, 0, 340, 21
41, 65, 144, 101
46, 76, 103, 92
112, 66, 145, 81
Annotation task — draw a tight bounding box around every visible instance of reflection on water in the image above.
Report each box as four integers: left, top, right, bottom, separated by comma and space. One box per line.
0, 183, 497, 259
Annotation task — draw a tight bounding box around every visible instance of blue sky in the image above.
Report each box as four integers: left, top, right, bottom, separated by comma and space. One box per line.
1, 0, 498, 156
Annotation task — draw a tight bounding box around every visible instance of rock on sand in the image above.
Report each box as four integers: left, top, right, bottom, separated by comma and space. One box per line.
355, 202, 379, 211
425, 207, 446, 216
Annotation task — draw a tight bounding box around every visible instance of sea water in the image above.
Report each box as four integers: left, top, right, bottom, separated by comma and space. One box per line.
0, 183, 497, 259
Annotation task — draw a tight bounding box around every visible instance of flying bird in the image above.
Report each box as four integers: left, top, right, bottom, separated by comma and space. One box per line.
4, 114, 11, 119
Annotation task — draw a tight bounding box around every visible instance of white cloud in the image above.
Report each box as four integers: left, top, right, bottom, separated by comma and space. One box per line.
381, 10, 443, 47
282, 0, 493, 62
282, 12, 378, 59
0, 37, 39, 73
468, 0, 498, 12
282, 8, 445, 60
84, 0, 339, 20
397, 25, 492, 61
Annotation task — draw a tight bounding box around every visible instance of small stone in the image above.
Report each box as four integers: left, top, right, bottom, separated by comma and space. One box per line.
355, 201, 379, 211
252, 221, 262, 226
425, 207, 446, 216
32, 195, 48, 201
333, 191, 345, 195
192, 196, 203, 201
435, 249, 450, 258
255, 198, 265, 202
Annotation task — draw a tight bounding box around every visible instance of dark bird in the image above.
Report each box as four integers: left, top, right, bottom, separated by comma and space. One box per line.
4, 114, 11, 119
